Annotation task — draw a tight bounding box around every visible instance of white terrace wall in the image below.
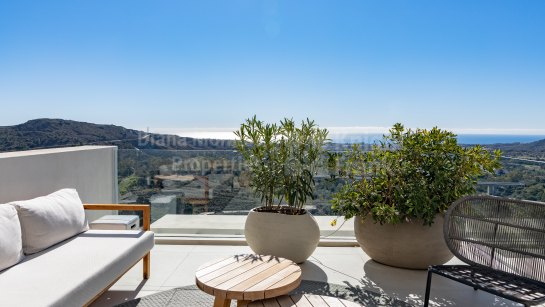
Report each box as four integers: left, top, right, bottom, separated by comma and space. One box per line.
0, 146, 118, 221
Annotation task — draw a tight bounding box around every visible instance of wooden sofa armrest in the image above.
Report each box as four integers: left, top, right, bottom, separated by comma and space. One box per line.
83, 204, 151, 231
82, 203, 153, 299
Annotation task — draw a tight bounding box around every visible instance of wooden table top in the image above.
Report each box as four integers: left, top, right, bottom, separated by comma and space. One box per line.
248, 294, 362, 307
195, 254, 302, 302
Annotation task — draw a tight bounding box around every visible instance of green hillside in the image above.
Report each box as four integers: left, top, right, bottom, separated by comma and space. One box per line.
0, 118, 233, 152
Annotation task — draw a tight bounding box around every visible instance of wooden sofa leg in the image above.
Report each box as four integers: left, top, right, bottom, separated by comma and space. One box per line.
143, 252, 150, 279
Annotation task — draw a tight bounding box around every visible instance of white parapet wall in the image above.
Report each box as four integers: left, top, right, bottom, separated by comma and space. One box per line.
152, 214, 355, 237
0, 145, 118, 222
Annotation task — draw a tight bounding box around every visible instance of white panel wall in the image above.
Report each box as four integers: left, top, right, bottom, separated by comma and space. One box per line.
0, 146, 118, 221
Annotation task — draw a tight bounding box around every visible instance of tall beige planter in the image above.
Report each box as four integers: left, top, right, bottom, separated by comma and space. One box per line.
244, 208, 320, 263
355, 215, 453, 269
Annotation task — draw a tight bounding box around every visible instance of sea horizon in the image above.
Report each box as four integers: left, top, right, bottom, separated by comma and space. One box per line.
330, 133, 545, 145
148, 125, 545, 145
150, 129, 545, 145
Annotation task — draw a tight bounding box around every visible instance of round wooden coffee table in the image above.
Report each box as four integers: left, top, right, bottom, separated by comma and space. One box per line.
195, 254, 302, 307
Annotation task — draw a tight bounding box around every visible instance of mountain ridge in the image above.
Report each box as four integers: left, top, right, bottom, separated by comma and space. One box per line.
0, 118, 234, 152
1, 119, 544, 156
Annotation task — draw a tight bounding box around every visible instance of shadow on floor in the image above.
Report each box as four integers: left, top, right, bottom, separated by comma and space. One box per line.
291, 280, 412, 307
299, 259, 329, 282
362, 260, 518, 307
90, 279, 148, 307
112, 280, 410, 307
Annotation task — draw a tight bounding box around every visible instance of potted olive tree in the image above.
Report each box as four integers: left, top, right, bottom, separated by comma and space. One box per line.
234, 116, 329, 263
331, 123, 501, 269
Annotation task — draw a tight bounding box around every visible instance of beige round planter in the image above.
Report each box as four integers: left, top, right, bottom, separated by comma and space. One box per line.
354, 215, 453, 269
244, 208, 320, 263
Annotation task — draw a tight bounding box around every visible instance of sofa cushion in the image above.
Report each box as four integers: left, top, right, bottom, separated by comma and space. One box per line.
0, 205, 25, 271
10, 189, 89, 254
0, 229, 154, 307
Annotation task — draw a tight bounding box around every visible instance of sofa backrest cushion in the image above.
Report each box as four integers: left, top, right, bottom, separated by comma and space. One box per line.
0, 205, 25, 271
10, 189, 89, 254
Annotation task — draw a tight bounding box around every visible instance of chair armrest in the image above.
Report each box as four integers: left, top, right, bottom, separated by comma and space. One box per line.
83, 204, 151, 231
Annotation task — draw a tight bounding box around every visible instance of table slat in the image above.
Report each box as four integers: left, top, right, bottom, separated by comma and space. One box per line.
199, 257, 261, 283
338, 299, 362, 307
248, 294, 363, 307
216, 259, 289, 296
321, 295, 348, 307
249, 294, 361, 307
305, 294, 328, 306
207, 260, 270, 288
225, 261, 296, 299
244, 265, 300, 293
263, 271, 301, 299
196, 257, 241, 278
276, 295, 295, 307
290, 294, 314, 307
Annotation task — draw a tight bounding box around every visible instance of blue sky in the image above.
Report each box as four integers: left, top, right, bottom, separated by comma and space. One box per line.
1, 0, 545, 134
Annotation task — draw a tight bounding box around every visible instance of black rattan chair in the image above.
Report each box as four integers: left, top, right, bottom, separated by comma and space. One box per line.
424, 196, 545, 307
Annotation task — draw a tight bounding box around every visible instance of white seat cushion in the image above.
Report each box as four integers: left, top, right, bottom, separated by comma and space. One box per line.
0, 230, 154, 307
0, 205, 24, 271
10, 189, 89, 254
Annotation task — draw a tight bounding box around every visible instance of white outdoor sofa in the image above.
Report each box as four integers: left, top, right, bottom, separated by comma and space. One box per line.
0, 189, 154, 307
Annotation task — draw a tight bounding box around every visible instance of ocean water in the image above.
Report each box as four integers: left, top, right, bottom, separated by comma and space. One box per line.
455, 135, 545, 145
329, 134, 545, 145
167, 129, 545, 145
